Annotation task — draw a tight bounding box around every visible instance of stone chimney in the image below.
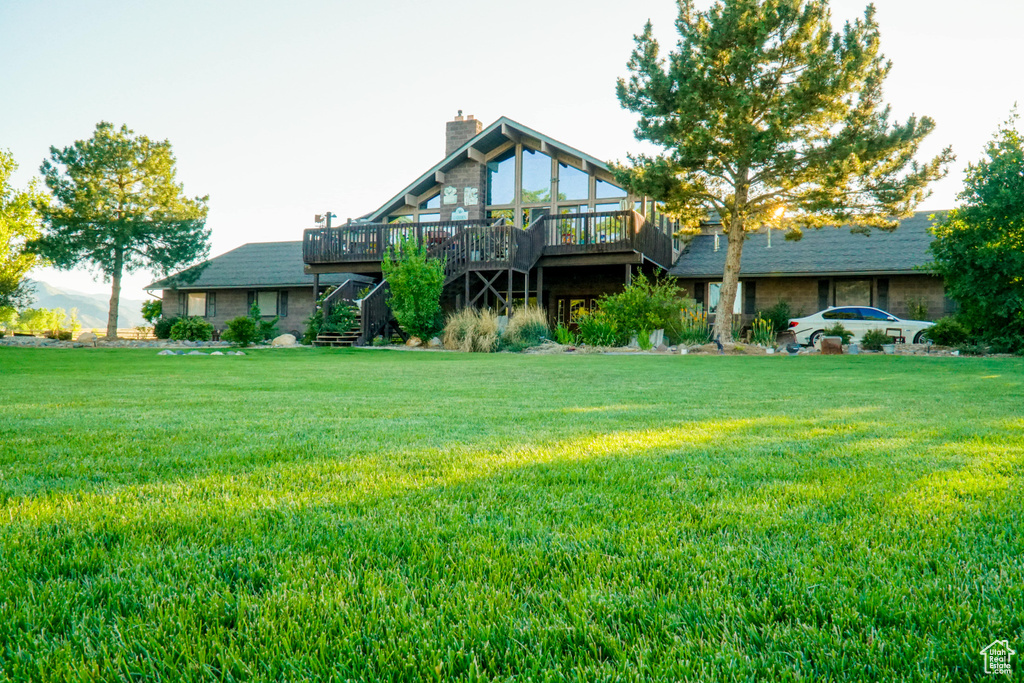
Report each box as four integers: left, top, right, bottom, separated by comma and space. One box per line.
445, 110, 483, 156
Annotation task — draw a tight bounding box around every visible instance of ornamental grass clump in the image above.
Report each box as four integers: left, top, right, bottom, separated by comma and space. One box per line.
501, 306, 549, 351
442, 308, 500, 352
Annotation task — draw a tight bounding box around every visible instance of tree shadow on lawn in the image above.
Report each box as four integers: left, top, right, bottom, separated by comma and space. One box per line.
1, 410, 1021, 681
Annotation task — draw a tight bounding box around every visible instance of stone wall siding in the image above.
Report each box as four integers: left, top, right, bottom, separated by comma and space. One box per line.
675, 274, 947, 321
161, 287, 317, 335
440, 158, 487, 222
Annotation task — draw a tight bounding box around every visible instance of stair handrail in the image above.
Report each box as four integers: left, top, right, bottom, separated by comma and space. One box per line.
357, 278, 394, 345
320, 278, 367, 319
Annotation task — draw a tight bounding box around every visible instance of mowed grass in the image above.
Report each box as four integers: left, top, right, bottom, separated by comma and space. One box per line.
0, 348, 1022, 682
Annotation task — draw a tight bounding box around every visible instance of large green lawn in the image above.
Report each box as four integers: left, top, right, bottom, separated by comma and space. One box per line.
0, 348, 1022, 681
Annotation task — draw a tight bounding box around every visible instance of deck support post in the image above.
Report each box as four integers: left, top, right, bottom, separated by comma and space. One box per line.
312, 273, 320, 313
524, 270, 529, 306
625, 263, 632, 286
465, 271, 470, 310
536, 267, 543, 308
507, 267, 513, 316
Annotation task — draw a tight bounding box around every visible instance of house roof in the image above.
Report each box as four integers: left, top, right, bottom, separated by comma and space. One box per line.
669, 211, 945, 279
145, 241, 374, 291
365, 116, 613, 222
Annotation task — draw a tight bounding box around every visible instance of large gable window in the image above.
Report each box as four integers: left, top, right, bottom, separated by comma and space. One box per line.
521, 148, 551, 204
419, 193, 440, 210
595, 178, 626, 199
557, 162, 589, 201
487, 149, 516, 206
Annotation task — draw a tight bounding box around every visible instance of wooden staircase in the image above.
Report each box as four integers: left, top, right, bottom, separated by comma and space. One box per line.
313, 313, 362, 347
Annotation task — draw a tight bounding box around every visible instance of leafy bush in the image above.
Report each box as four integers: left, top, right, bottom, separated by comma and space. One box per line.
249, 303, 279, 341
382, 238, 445, 340
222, 316, 260, 347
576, 311, 626, 347
860, 328, 894, 351
55, 330, 73, 341
673, 308, 711, 346
16, 307, 79, 335
500, 306, 549, 351
553, 323, 576, 346
596, 272, 693, 342
141, 299, 162, 324
922, 317, 970, 346
757, 301, 792, 338
442, 308, 500, 352
749, 315, 775, 347
822, 322, 852, 345
154, 316, 180, 339
169, 316, 213, 341
956, 342, 988, 356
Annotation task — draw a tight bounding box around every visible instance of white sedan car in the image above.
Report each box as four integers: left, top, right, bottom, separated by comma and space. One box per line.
788, 306, 935, 346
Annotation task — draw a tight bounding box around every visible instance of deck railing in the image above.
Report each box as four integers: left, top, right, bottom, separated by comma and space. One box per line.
304, 219, 494, 265
303, 211, 674, 272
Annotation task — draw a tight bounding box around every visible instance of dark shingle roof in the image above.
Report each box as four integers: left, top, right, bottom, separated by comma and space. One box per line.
669, 211, 944, 278
145, 241, 373, 290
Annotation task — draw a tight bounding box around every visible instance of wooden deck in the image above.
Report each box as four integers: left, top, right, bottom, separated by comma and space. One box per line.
303, 210, 674, 273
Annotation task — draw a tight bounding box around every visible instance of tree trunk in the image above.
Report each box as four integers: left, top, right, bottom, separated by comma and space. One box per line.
106, 249, 123, 339
712, 219, 746, 343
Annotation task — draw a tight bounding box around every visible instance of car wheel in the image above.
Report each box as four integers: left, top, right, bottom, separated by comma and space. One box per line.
808, 330, 825, 346
913, 330, 928, 344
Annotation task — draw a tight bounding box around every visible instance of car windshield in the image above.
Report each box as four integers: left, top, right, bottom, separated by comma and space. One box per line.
822, 308, 860, 320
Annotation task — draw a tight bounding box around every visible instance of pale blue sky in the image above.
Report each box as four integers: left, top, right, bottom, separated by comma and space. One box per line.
2, 0, 1022, 302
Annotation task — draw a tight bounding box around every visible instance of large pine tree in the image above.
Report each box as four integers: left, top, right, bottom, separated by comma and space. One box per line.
613, 0, 952, 341
31, 122, 210, 338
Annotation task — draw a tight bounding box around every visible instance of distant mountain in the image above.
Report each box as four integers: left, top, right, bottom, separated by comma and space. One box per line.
26, 279, 149, 329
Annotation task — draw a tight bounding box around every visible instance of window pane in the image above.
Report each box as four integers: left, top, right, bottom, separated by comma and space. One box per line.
823, 308, 860, 320
418, 212, 440, 222
389, 215, 413, 224
258, 291, 278, 316
557, 162, 589, 201
488, 209, 515, 224
595, 203, 621, 213
487, 149, 516, 205
595, 179, 626, 199
187, 292, 206, 317
521, 148, 551, 204
834, 280, 871, 307
420, 193, 440, 210
708, 282, 742, 315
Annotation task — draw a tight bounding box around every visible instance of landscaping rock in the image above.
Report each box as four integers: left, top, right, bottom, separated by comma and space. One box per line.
272, 334, 297, 347
77, 331, 97, 344
157, 350, 176, 355
427, 337, 442, 348
406, 337, 422, 348
656, 343, 669, 353
187, 350, 205, 356
821, 336, 843, 355
211, 351, 224, 356
233, 351, 246, 356
649, 329, 665, 347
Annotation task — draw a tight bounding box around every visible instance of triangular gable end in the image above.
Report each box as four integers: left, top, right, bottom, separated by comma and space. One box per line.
364, 116, 615, 223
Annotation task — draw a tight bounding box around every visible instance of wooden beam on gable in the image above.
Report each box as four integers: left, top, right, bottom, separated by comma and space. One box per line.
500, 122, 522, 143
540, 141, 554, 156
467, 147, 486, 164
580, 159, 594, 174
433, 171, 445, 184
403, 194, 418, 207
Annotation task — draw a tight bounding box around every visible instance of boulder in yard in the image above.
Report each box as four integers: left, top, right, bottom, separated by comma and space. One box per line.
271, 334, 297, 347
77, 331, 97, 344
821, 336, 843, 355
427, 337, 442, 348
157, 349, 176, 356
406, 336, 422, 347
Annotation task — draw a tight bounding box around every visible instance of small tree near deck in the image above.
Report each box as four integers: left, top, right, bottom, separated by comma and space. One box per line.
30, 122, 209, 338
613, 0, 952, 342
381, 238, 445, 340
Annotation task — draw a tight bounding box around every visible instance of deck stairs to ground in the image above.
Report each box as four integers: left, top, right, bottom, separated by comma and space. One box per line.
312, 313, 362, 347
